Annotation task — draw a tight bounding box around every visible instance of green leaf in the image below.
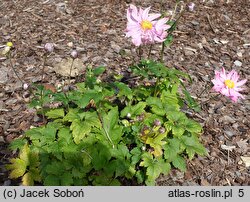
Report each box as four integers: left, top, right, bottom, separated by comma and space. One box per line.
45, 161, 64, 175
161, 162, 171, 175
44, 175, 60, 186
146, 97, 165, 116
140, 153, 170, 185
168, 68, 189, 81
58, 127, 71, 144
61, 172, 74, 185
139, 153, 159, 178
90, 173, 120, 186
182, 89, 201, 112
164, 34, 173, 46
130, 147, 142, 165
166, 110, 186, 122
53, 92, 69, 105
91, 143, 111, 170
163, 138, 181, 162
93, 66, 105, 76
172, 126, 185, 137
28, 167, 41, 182
63, 108, 81, 122
120, 102, 146, 118
135, 170, 145, 184
143, 60, 168, 77
104, 159, 129, 177
101, 107, 123, 145
180, 135, 207, 159
70, 120, 91, 144
73, 90, 102, 108
60, 141, 78, 154
125, 166, 136, 179
76, 82, 86, 92
114, 82, 133, 100
172, 155, 186, 172
25, 127, 44, 140
185, 119, 202, 134
45, 108, 65, 119
161, 90, 180, 111
43, 123, 60, 141
111, 144, 130, 159
83, 111, 102, 129
9, 138, 28, 150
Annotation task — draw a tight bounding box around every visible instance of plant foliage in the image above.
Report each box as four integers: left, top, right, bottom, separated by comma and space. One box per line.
7, 62, 206, 185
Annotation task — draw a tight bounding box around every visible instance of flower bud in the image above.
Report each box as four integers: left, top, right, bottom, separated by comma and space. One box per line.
44, 43, 54, 53
153, 119, 161, 126
62, 85, 70, 92
71, 50, 78, 59
126, 113, 131, 118
159, 127, 166, 134
23, 83, 29, 90
188, 2, 195, 12
96, 78, 101, 84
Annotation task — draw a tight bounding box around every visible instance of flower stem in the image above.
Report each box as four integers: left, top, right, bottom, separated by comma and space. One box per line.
138, 46, 143, 61
8, 52, 24, 85
148, 44, 153, 59
69, 58, 75, 85
41, 54, 47, 82
39, 85, 45, 123
170, 0, 180, 21
154, 78, 160, 97
160, 42, 165, 63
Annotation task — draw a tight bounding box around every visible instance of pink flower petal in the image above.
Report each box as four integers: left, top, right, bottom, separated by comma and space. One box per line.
211, 67, 247, 102
148, 13, 161, 21
235, 79, 247, 87
142, 7, 151, 19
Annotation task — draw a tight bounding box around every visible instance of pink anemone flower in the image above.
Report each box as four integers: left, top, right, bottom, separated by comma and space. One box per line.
211, 68, 247, 102
125, 5, 170, 46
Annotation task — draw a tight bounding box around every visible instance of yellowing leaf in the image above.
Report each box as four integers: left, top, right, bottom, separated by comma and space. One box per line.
19, 144, 30, 165
6, 158, 27, 179
22, 172, 34, 186
151, 146, 162, 157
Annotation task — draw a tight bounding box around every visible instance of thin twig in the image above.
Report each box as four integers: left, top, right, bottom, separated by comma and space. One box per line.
206, 14, 217, 33
8, 52, 24, 85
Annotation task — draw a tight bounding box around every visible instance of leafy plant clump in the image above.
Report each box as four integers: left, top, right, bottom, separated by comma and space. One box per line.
7, 60, 207, 186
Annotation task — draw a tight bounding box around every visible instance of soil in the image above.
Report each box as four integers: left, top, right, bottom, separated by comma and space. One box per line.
0, 0, 249, 186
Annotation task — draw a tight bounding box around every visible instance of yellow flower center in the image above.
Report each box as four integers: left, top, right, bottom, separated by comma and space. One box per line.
224, 79, 235, 89
6, 42, 13, 47
141, 20, 153, 30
